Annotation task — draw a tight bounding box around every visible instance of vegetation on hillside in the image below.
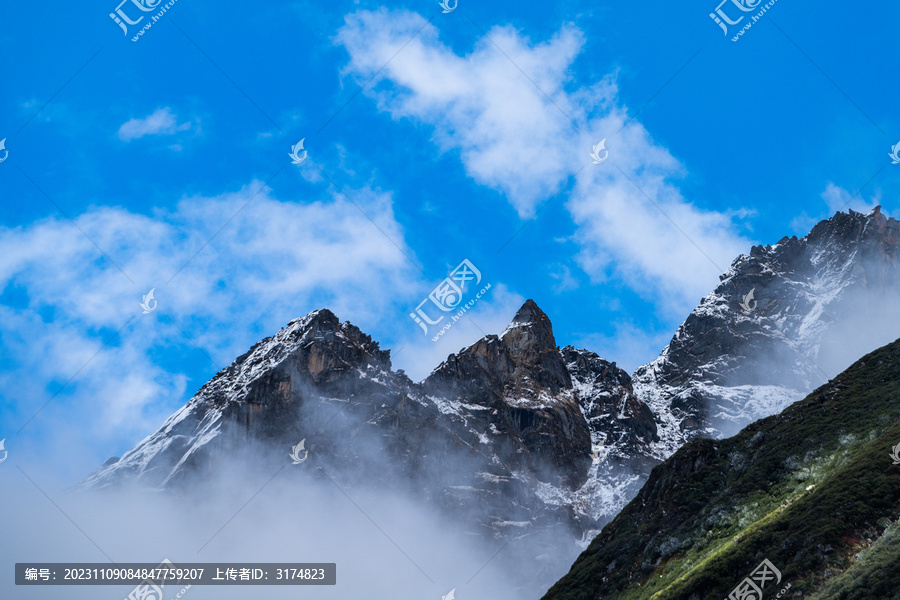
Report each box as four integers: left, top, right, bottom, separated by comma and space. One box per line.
544, 340, 900, 600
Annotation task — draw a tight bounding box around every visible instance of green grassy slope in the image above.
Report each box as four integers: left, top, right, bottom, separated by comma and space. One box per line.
543, 339, 900, 600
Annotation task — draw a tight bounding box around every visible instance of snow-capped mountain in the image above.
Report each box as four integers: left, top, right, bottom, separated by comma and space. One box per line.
636, 206, 900, 456
84, 206, 900, 575
85, 300, 657, 540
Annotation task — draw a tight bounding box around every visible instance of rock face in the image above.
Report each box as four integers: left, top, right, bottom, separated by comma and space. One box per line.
635, 206, 900, 454
84, 310, 418, 490
424, 300, 592, 490
562, 347, 658, 473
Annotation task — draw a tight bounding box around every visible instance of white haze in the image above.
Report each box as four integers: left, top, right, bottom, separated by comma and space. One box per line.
1, 384, 586, 600
710, 249, 900, 440
0, 466, 552, 600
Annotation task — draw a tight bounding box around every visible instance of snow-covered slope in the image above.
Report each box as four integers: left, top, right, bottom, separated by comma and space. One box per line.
635, 206, 900, 452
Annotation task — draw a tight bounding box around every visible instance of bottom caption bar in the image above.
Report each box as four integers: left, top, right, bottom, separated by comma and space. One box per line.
16, 562, 336, 585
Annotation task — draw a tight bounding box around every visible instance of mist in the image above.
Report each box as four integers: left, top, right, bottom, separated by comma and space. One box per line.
0, 374, 590, 600
714, 251, 900, 439
0, 463, 570, 600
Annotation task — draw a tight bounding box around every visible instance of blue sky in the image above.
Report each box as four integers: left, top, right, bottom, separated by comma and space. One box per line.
0, 0, 898, 482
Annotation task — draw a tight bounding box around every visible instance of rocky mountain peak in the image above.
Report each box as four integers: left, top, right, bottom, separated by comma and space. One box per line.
807, 205, 899, 249
195, 308, 392, 408
501, 299, 571, 393
501, 298, 553, 339
634, 207, 900, 453
425, 300, 572, 398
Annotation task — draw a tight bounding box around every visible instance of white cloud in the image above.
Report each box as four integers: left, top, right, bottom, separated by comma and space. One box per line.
117, 107, 192, 141
335, 8, 753, 315
337, 10, 587, 218
820, 181, 882, 214
568, 147, 748, 313
791, 183, 889, 234
0, 182, 423, 458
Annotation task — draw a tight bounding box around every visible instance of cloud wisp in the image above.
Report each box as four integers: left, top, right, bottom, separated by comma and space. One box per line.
0, 182, 421, 462
118, 107, 193, 141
